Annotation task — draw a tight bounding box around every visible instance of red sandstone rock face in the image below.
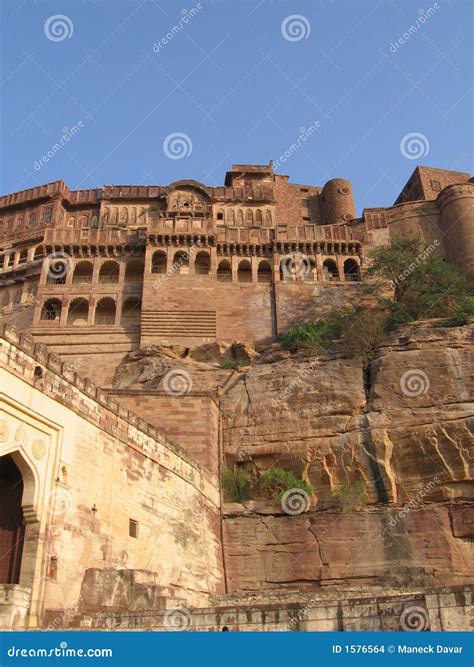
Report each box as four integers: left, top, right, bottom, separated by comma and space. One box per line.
219, 322, 473, 506
111, 321, 473, 592
222, 504, 472, 592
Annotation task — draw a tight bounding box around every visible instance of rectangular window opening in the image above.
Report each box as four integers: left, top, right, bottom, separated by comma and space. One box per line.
129, 518, 139, 539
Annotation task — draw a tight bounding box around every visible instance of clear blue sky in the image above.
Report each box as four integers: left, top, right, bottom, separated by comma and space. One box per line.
1, 0, 472, 214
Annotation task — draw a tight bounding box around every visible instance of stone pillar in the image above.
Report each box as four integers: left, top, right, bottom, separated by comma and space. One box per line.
273, 254, 281, 282
87, 297, 95, 325
38, 257, 51, 286
115, 296, 123, 326
64, 258, 74, 287
188, 245, 196, 276
251, 255, 258, 283
315, 253, 324, 283
144, 245, 154, 275
91, 258, 100, 286
166, 247, 175, 275
209, 246, 217, 275
336, 255, 345, 282
118, 259, 126, 285
59, 296, 68, 326
231, 254, 239, 283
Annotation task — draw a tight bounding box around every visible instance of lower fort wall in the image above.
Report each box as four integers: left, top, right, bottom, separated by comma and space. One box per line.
109, 391, 220, 477
0, 325, 224, 629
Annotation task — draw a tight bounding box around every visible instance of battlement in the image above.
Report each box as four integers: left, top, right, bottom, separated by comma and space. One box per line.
0, 322, 216, 486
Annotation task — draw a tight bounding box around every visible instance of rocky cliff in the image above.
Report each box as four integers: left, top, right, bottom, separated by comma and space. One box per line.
111, 322, 473, 592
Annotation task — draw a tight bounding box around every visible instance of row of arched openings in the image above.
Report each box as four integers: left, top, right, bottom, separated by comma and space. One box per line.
40, 297, 141, 325
216, 209, 273, 225
151, 250, 273, 282
42, 254, 359, 286
46, 259, 144, 285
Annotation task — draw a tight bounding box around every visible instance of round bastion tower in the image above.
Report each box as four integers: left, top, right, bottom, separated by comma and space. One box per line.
320, 178, 356, 226
437, 181, 474, 285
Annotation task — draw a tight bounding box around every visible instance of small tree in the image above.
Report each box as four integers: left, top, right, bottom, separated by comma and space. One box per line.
221, 467, 251, 502
368, 237, 474, 326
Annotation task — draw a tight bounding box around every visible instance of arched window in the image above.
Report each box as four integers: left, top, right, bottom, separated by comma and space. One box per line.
121, 297, 141, 325
237, 259, 252, 283
255, 209, 263, 224
246, 209, 254, 224
323, 259, 339, 282
94, 297, 116, 325
227, 209, 235, 224
99, 261, 119, 284
40, 298, 62, 321
151, 251, 167, 274
264, 210, 272, 226
217, 259, 232, 283
67, 298, 89, 326
172, 251, 189, 275
72, 261, 93, 285
344, 258, 361, 282
124, 259, 144, 282
257, 260, 272, 283
195, 251, 210, 275
236, 209, 244, 225
17, 249, 28, 265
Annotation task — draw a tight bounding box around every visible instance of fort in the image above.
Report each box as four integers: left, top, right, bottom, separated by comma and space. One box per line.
0, 163, 472, 631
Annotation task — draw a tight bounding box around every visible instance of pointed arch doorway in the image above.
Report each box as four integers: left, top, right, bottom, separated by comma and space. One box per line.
0, 455, 25, 584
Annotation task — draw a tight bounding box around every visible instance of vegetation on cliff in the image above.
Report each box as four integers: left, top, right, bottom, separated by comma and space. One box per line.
280, 237, 474, 359
221, 466, 313, 503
